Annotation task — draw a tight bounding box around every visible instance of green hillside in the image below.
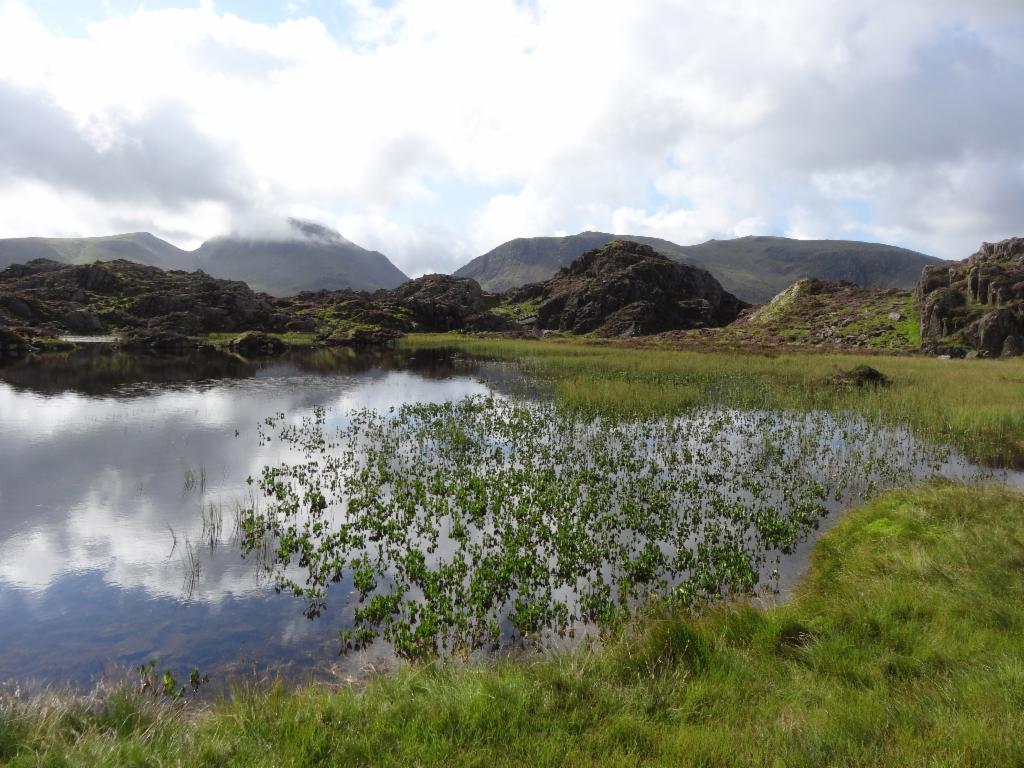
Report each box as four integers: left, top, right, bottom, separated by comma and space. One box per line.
0, 232, 188, 270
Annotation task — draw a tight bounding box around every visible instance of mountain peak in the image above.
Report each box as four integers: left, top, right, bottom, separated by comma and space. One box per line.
285, 218, 351, 246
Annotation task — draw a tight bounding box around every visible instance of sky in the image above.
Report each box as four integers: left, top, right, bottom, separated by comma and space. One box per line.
0, 0, 1022, 275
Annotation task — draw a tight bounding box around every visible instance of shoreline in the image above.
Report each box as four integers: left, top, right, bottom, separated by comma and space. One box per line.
3, 481, 1022, 765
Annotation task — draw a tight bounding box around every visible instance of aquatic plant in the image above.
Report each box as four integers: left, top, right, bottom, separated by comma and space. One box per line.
240, 396, 955, 659
200, 501, 224, 549
404, 336, 1024, 467
180, 538, 201, 600
137, 662, 209, 700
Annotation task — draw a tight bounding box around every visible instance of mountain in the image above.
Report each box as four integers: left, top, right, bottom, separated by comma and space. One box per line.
0, 232, 188, 271
191, 219, 409, 295
0, 220, 409, 296
455, 232, 943, 303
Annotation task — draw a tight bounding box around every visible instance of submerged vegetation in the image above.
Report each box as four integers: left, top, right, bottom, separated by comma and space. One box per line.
3, 483, 1022, 765
240, 397, 957, 658
405, 335, 1024, 467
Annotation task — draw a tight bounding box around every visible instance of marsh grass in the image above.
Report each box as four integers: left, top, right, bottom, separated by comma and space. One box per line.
4, 483, 1022, 766
404, 335, 1024, 466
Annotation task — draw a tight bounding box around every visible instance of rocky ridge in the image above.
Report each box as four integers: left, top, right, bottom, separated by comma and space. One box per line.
279, 274, 513, 346
0, 258, 290, 353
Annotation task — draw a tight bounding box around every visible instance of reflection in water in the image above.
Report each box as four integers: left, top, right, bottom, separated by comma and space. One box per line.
0, 345, 1019, 688
0, 346, 496, 687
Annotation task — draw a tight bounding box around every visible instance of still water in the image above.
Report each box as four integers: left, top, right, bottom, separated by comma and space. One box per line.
0, 346, 516, 688
0, 345, 1017, 689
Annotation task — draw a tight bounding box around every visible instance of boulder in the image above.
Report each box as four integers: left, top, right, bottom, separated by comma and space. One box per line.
832, 365, 890, 387
323, 326, 402, 347
62, 309, 104, 334
230, 331, 286, 357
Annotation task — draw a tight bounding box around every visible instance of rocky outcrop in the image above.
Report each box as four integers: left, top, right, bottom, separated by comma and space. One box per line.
378, 274, 510, 332
731, 279, 917, 352
0, 258, 290, 340
229, 331, 287, 357
0, 326, 30, 357
918, 237, 1024, 357
505, 240, 747, 337
281, 273, 513, 343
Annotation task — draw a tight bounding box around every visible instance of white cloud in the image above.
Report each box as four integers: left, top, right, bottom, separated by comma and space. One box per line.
0, 0, 1021, 265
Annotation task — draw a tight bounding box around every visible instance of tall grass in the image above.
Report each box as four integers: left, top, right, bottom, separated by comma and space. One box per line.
3, 483, 1022, 765
405, 335, 1024, 466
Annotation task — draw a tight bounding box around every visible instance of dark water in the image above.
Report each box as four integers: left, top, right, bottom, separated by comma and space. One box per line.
0, 345, 1018, 690
0, 345, 512, 688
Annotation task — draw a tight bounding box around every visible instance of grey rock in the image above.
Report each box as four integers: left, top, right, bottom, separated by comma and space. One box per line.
62, 309, 103, 334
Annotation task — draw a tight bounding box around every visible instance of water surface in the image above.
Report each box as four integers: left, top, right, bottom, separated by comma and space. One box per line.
0, 346, 505, 687
0, 345, 1017, 688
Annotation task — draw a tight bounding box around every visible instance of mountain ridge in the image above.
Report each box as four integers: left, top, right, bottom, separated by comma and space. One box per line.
456, 231, 944, 303
0, 220, 409, 296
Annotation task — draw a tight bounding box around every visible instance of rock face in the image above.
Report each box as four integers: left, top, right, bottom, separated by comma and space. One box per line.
505, 240, 747, 337
918, 237, 1024, 357
0, 258, 289, 339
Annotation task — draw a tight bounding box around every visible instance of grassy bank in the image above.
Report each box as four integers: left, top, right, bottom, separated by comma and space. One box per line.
201, 332, 318, 348
404, 334, 1024, 466
2, 482, 1022, 766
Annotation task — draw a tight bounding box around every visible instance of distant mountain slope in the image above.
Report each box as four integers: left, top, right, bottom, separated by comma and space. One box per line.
455, 232, 614, 294
0, 232, 188, 270
192, 219, 409, 295
456, 232, 943, 303
0, 220, 409, 296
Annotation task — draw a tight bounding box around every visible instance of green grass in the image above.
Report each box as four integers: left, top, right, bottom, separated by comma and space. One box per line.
3, 482, 1022, 766
33, 337, 76, 352
201, 332, 318, 347
403, 335, 1024, 467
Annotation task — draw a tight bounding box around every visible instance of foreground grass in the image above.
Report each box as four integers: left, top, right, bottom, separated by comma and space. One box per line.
3, 482, 1022, 766
405, 334, 1024, 466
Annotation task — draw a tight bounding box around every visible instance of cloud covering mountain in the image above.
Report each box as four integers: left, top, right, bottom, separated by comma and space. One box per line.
0, 0, 1021, 274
